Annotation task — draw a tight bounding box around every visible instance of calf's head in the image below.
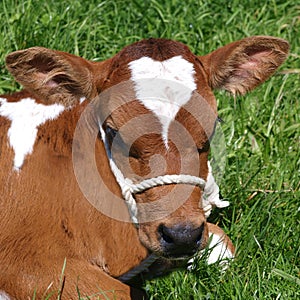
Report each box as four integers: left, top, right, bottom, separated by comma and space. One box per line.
6, 36, 289, 259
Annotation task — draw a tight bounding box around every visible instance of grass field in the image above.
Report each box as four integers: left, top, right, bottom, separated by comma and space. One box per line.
0, 0, 299, 299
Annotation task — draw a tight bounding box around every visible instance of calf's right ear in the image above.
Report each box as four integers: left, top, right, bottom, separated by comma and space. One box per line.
6, 47, 111, 106
200, 36, 289, 95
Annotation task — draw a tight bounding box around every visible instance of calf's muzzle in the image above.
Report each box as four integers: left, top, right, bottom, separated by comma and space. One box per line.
158, 222, 205, 258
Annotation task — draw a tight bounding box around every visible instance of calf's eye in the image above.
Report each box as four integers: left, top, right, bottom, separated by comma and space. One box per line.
105, 125, 118, 147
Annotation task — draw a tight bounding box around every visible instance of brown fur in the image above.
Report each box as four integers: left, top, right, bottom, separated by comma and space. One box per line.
0, 36, 289, 299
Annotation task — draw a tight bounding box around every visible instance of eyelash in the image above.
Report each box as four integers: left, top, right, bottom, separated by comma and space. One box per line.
106, 126, 117, 138
104, 125, 118, 146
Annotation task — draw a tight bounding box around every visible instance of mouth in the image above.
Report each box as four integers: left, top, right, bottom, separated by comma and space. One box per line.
159, 249, 198, 261
154, 241, 200, 261
164, 255, 194, 262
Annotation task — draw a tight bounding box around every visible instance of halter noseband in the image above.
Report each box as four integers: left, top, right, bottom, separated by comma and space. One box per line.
100, 125, 229, 225
122, 174, 206, 224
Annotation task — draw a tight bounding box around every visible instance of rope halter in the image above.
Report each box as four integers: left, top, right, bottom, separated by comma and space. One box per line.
100, 125, 229, 225
122, 174, 207, 224
107, 146, 229, 224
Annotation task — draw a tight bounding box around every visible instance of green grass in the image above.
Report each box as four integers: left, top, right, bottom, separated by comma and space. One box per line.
0, 0, 299, 299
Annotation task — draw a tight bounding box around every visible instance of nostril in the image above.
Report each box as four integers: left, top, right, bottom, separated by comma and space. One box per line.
158, 224, 174, 244
195, 223, 205, 244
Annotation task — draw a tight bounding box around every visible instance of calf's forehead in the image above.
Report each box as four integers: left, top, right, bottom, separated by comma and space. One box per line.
98, 40, 217, 147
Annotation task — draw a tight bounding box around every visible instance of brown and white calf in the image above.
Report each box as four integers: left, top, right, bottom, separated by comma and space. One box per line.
0, 36, 288, 299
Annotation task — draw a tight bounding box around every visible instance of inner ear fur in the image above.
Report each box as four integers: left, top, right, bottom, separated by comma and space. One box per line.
6, 47, 110, 106
200, 36, 289, 95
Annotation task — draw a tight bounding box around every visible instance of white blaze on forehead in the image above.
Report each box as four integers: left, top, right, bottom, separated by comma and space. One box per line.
0, 97, 65, 170
129, 55, 197, 145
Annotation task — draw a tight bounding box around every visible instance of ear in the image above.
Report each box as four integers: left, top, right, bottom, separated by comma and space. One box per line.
200, 36, 289, 95
6, 47, 111, 106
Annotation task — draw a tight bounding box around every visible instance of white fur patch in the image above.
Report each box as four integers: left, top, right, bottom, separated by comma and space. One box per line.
188, 231, 234, 270
79, 96, 86, 103
0, 291, 11, 300
206, 232, 234, 265
0, 97, 65, 170
129, 56, 196, 145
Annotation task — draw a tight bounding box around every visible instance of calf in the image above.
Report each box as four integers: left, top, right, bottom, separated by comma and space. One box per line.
0, 36, 289, 299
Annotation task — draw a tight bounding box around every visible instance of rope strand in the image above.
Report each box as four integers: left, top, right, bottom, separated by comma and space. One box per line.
131, 174, 206, 194
122, 174, 207, 225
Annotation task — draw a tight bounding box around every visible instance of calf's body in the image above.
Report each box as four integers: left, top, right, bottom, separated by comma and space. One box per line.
0, 37, 288, 299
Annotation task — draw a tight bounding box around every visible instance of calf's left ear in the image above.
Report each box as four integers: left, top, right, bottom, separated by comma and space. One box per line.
200, 36, 289, 95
